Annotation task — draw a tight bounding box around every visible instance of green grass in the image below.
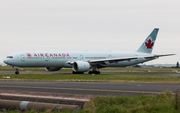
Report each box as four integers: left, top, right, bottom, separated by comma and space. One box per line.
1, 74, 180, 83
0, 66, 71, 72
1, 66, 179, 73
0, 66, 44, 71
1, 66, 180, 83
81, 90, 180, 113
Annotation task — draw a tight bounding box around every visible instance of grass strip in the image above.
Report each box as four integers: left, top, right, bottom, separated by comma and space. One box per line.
1, 67, 180, 73
1, 74, 180, 83
81, 90, 180, 113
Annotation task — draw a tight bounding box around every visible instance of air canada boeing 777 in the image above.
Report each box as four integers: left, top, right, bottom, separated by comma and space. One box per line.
3, 28, 174, 74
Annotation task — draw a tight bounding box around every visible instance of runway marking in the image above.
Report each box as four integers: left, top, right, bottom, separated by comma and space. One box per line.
0, 85, 166, 94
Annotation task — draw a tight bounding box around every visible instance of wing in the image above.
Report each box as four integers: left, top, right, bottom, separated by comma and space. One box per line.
148, 54, 175, 57
89, 54, 175, 63
67, 54, 175, 64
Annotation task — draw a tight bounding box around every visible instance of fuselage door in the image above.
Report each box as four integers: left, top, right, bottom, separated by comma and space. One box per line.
45, 56, 49, 61
80, 55, 83, 60
21, 55, 25, 61
108, 55, 112, 58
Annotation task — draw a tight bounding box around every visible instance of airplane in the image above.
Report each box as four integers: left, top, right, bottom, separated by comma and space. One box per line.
3, 28, 175, 74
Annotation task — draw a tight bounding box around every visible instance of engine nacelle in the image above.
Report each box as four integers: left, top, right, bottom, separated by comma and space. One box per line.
73, 61, 91, 72
45, 67, 61, 71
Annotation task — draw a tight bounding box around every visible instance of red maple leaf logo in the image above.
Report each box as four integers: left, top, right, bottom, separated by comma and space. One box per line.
27, 53, 31, 57
145, 39, 154, 49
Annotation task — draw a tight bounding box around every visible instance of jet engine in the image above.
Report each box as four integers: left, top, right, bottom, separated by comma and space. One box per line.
73, 61, 91, 72
45, 67, 61, 71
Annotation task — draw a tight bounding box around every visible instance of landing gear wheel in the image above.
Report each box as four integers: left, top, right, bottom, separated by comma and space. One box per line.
97, 71, 100, 74
15, 68, 19, 74
95, 71, 100, 74
89, 71, 100, 74
88, 71, 92, 74
72, 71, 84, 74
89, 66, 101, 74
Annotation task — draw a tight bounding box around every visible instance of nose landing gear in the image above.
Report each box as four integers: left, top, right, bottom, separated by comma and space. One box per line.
15, 69, 19, 74
14, 67, 19, 74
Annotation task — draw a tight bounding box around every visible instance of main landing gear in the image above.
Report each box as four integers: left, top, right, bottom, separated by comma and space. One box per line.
88, 71, 100, 74
88, 67, 100, 74
72, 71, 84, 74
72, 67, 101, 74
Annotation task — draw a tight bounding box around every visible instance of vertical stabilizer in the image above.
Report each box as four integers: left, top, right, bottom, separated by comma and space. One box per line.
137, 28, 159, 53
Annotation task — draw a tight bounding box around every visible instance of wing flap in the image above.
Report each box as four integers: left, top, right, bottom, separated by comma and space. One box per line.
154, 54, 175, 57
144, 54, 175, 59
89, 55, 153, 63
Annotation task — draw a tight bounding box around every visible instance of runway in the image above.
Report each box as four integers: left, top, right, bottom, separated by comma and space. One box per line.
0, 81, 179, 96
0, 71, 180, 96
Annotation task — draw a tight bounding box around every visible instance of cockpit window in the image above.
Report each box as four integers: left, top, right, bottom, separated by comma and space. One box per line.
7, 56, 13, 58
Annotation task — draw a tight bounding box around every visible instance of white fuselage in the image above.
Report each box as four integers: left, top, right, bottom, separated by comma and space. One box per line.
4, 51, 157, 68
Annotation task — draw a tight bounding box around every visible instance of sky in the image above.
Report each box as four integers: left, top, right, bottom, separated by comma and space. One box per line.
0, 0, 180, 65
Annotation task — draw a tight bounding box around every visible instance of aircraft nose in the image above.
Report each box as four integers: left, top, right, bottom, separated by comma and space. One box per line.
3, 59, 8, 64
3, 58, 12, 65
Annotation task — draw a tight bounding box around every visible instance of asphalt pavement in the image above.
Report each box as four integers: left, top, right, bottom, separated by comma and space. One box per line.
0, 71, 180, 96
0, 81, 179, 96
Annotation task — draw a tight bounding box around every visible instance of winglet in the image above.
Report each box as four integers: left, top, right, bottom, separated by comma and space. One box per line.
137, 28, 159, 54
